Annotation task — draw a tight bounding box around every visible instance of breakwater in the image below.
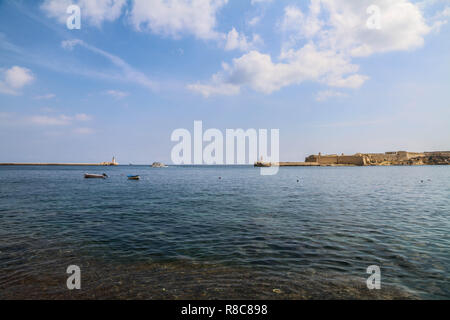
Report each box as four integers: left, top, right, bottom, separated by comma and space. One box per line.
0, 163, 112, 166
0, 157, 119, 166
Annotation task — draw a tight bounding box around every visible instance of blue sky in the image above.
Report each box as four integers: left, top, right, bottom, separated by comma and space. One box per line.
0, 0, 449, 164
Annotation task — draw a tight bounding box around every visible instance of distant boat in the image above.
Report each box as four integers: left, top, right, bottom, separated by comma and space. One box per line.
85, 173, 108, 179
127, 175, 140, 180
151, 162, 168, 168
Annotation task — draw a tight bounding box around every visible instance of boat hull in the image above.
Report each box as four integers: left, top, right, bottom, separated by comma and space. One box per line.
84, 174, 106, 179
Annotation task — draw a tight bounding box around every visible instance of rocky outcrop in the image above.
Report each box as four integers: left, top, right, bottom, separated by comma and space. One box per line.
421, 155, 450, 165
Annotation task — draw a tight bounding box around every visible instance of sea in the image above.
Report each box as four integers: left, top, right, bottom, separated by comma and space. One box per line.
0, 165, 448, 299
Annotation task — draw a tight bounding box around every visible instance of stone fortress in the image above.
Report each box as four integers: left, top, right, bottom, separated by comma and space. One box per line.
255, 151, 450, 167
305, 151, 450, 166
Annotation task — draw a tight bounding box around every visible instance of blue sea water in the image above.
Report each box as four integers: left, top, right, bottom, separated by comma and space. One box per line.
0, 165, 449, 299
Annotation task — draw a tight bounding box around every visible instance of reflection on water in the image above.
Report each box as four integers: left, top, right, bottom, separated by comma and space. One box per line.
0, 165, 449, 299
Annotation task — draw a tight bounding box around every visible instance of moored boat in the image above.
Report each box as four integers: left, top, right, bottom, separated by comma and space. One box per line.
127, 175, 140, 180
151, 162, 168, 168
85, 173, 108, 179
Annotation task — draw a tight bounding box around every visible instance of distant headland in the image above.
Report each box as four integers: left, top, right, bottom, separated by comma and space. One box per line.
255, 151, 450, 167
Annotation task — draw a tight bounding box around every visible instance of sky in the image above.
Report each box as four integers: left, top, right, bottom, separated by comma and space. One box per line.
0, 0, 449, 164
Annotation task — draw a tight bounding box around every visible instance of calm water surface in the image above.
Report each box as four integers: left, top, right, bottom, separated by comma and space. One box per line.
0, 165, 449, 299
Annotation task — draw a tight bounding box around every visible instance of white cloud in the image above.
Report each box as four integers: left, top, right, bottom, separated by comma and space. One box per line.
191, 0, 433, 97
0, 33, 22, 54
4, 66, 34, 89
248, 15, 262, 26
28, 113, 92, 126
251, 0, 272, 5
73, 127, 95, 135
441, 6, 450, 17
316, 90, 348, 102
130, 0, 228, 40
34, 93, 56, 100
189, 44, 368, 96
61, 39, 157, 90
282, 0, 431, 57
41, 0, 127, 27
225, 28, 262, 52
29, 115, 72, 126
74, 113, 92, 121
44, 1, 255, 53
281, 3, 322, 41
0, 112, 12, 120
41, 107, 57, 113
187, 82, 240, 98
105, 90, 129, 99
0, 66, 34, 95
428, 5, 450, 32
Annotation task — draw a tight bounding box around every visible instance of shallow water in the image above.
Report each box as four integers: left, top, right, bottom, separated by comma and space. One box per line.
0, 165, 448, 299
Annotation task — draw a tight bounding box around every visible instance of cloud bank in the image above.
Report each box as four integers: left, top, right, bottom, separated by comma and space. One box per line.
189, 0, 433, 97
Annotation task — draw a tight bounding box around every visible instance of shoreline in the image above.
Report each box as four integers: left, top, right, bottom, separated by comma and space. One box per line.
255, 162, 449, 167
0, 251, 420, 300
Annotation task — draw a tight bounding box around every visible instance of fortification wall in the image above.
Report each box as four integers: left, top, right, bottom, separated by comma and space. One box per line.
337, 155, 365, 165
365, 153, 399, 162
318, 156, 339, 165
305, 155, 365, 165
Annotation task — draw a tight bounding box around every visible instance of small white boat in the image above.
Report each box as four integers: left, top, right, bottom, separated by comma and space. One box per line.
151, 162, 168, 168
